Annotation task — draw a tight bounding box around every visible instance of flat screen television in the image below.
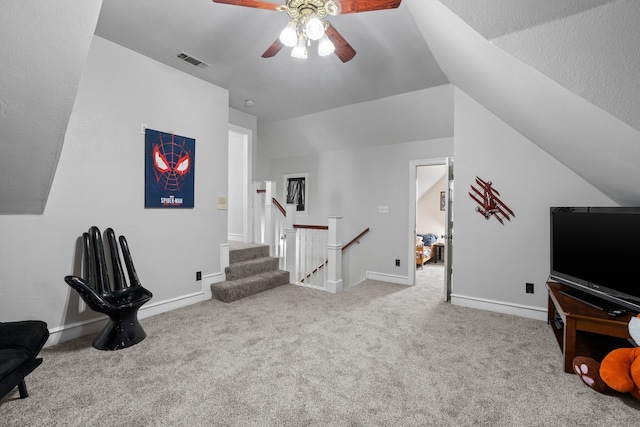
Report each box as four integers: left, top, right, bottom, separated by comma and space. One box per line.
550, 206, 640, 314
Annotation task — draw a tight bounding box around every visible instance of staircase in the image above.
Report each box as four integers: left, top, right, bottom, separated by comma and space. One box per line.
211, 242, 290, 302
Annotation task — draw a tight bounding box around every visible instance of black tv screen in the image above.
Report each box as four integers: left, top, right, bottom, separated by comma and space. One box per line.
550, 207, 640, 313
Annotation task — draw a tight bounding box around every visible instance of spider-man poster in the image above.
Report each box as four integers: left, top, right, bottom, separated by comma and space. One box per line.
144, 128, 195, 208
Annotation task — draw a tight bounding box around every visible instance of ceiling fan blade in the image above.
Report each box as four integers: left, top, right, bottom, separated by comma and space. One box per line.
262, 39, 285, 58
212, 0, 280, 11
337, 0, 402, 14
325, 23, 356, 63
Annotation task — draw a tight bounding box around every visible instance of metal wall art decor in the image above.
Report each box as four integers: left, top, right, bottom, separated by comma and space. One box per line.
469, 176, 515, 224
145, 128, 195, 208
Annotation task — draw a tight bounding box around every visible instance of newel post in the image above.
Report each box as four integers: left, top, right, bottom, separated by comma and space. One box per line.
264, 181, 276, 256
252, 181, 263, 244
285, 204, 297, 284
326, 216, 343, 293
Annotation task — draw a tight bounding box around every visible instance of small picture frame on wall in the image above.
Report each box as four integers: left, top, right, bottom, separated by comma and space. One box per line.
284, 172, 308, 215
440, 191, 446, 211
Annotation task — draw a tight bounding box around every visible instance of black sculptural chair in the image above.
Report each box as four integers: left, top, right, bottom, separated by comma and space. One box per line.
65, 226, 152, 350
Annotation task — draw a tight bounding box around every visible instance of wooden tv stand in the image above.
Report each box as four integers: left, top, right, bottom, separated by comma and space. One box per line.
547, 281, 634, 373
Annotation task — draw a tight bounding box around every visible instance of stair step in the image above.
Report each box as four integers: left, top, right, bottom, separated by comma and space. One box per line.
229, 244, 270, 264
225, 256, 280, 281
212, 270, 290, 303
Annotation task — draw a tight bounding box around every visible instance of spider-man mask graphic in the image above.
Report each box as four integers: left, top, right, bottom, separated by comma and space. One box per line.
152, 137, 191, 192
145, 129, 195, 208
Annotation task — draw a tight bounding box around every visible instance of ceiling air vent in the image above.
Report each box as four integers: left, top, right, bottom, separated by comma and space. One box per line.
176, 52, 210, 69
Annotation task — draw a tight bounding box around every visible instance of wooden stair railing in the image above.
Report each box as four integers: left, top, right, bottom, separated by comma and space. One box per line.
272, 198, 286, 217
299, 227, 370, 283
343, 227, 370, 251
255, 187, 369, 287
255, 188, 286, 217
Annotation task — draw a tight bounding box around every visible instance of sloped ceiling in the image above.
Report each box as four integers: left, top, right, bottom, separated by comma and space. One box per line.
259, 85, 454, 160
439, 0, 618, 40
440, 0, 640, 133
407, 0, 640, 204
417, 165, 446, 200
0, 1, 103, 214
3, 0, 640, 214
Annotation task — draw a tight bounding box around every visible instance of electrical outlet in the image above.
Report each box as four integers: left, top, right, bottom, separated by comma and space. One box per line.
395, 259, 400, 267
196, 271, 202, 281
526, 282, 534, 294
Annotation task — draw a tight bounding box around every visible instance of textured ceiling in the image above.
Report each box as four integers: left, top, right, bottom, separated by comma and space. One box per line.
0, 1, 102, 214
94, 0, 448, 122
4, 0, 640, 214
409, 0, 640, 204
439, 0, 640, 133
439, 0, 617, 40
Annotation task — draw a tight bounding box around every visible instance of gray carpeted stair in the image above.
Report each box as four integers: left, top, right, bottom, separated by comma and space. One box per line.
212, 243, 289, 303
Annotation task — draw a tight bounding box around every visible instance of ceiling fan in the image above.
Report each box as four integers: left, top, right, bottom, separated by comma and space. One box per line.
211, 0, 402, 62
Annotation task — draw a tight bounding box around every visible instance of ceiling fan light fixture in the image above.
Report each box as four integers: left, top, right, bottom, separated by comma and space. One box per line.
305, 17, 325, 41
291, 36, 308, 59
325, 0, 340, 16
318, 34, 335, 57
279, 20, 298, 47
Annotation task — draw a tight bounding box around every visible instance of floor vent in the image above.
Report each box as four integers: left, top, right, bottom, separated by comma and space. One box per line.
176, 52, 210, 69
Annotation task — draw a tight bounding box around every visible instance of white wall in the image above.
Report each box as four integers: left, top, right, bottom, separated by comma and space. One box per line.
0, 36, 229, 344
269, 138, 453, 287
228, 131, 244, 240
229, 107, 258, 181
262, 84, 455, 287
451, 88, 615, 319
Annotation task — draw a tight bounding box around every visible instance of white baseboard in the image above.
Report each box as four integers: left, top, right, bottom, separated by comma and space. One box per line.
365, 271, 409, 286
364, 271, 547, 321
45, 271, 226, 348
450, 293, 548, 321
45, 317, 108, 347
228, 233, 243, 241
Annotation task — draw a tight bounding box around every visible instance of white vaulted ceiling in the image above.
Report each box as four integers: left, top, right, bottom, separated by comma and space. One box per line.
439, 0, 640, 132
407, 0, 640, 204
2, 0, 640, 213
0, 1, 103, 214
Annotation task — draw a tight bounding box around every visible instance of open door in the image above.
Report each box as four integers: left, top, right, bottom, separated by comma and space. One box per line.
443, 157, 454, 301
228, 125, 253, 243
409, 158, 450, 291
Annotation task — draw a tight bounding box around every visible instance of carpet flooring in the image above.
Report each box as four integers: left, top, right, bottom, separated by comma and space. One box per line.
2, 265, 639, 425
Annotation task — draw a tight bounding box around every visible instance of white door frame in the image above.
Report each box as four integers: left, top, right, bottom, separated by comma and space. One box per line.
229, 124, 253, 243
408, 157, 453, 289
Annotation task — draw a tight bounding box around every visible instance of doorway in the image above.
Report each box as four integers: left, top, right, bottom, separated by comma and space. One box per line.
227, 125, 253, 243
408, 158, 454, 300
